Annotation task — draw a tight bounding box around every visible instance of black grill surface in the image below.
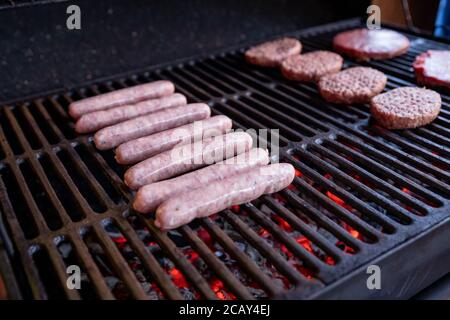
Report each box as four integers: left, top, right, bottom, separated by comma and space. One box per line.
0, 18, 449, 300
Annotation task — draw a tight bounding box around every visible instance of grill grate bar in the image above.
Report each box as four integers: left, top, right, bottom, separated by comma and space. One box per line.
113, 217, 183, 300
178, 225, 255, 300
201, 217, 282, 296
339, 128, 450, 182
326, 139, 445, 207
286, 156, 392, 236
312, 142, 438, 210
176, 66, 234, 98
370, 127, 449, 168
293, 147, 414, 227
261, 195, 346, 262
213, 101, 290, 145
45, 243, 81, 300
246, 91, 331, 133
242, 204, 329, 275
1, 154, 49, 237
286, 176, 382, 241
91, 224, 149, 300
399, 130, 450, 155
219, 209, 312, 287
227, 97, 308, 141
140, 218, 218, 300
333, 135, 450, 196
0, 178, 47, 298
68, 231, 116, 299
280, 189, 362, 251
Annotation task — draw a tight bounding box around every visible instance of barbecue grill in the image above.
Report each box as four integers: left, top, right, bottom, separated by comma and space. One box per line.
0, 4, 449, 300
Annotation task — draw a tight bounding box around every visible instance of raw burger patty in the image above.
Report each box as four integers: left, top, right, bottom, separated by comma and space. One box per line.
413, 50, 450, 89
281, 51, 343, 82
318, 67, 387, 104
370, 87, 441, 129
245, 37, 302, 67
333, 28, 410, 61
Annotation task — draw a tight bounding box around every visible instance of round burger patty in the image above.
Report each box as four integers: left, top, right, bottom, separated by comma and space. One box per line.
333, 28, 410, 61
281, 50, 343, 82
318, 67, 387, 104
370, 87, 441, 129
413, 50, 450, 89
245, 37, 302, 67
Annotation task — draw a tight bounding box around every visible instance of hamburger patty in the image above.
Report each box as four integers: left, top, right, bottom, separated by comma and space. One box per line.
245, 37, 302, 67
370, 87, 441, 129
281, 50, 343, 82
413, 50, 450, 89
333, 28, 410, 61
318, 67, 387, 104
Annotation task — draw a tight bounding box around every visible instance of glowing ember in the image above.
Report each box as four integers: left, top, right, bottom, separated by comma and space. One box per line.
258, 228, 270, 237
296, 236, 313, 253
336, 241, 356, 254
349, 229, 359, 239
112, 236, 127, 244
273, 215, 293, 232
344, 224, 361, 239
210, 279, 235, 300
231, 205, 240, 213
326, 191, 345, 207
402, 187, 411, 194
295, 169, 302, 177
169, 268, 189, 288
325, 256, 335, 265
112, 236, 127, 249
197, 229, 212, 247
185, 249, 199, 262
294, 264, 314, 279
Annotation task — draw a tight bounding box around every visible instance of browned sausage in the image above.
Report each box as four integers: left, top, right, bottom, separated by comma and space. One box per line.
69, 80, 175, 119
94, 103, 210, 150
155, 163, 295, 230
115, 115, 232, 165
75, 93, 187, 133
124, 131, 253, 190
133, 148, 269, 213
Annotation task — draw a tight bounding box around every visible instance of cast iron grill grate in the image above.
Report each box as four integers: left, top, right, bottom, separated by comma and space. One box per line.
0, 19, 449, 300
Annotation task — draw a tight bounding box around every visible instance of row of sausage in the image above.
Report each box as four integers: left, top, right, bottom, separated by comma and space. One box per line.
69, 80, 295, 230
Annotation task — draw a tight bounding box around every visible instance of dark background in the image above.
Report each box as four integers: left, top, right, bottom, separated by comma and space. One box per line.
0, 0, 369, 103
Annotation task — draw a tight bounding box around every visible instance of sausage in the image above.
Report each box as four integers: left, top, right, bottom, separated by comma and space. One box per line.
133, 148, 269, 213
94, 103, 211, 150
75, 93, 187, 133
69, 80, 175, 119
115, 115, 232, 165
124, 131, 253, 190
155, 163, 295, 230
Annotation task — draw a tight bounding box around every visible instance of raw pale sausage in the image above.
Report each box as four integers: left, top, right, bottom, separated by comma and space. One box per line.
75, 93, 187, 133
115, 115, 232, 165
133, 148, 269, 213
155, 163, 295, 230
94, 103, 210, 150
69, 80, 175, 119
124, 131, 253, 189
